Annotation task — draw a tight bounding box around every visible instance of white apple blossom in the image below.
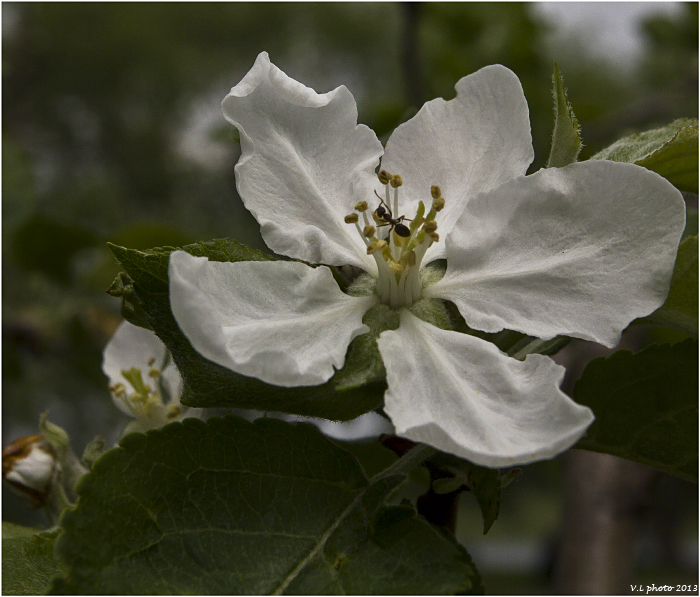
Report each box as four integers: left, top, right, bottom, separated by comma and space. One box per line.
168, 52, 685, 467
103, 321, 188, 435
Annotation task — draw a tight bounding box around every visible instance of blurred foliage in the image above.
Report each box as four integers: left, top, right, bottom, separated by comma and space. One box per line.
2, 1, 697, 580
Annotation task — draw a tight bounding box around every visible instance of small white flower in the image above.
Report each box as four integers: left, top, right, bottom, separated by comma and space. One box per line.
103, 321, 188, 435
169, 52, 685, 467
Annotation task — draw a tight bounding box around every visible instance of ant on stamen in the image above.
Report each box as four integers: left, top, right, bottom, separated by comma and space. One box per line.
373, 190, 412, 237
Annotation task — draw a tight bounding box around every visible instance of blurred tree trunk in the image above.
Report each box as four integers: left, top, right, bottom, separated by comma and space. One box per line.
401, 2, 423, 108
555, 450, 658, 594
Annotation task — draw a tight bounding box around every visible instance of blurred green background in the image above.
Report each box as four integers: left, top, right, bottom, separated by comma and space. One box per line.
3, 2, 698, 593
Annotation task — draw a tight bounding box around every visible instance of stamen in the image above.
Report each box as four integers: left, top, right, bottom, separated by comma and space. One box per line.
354, 201, 369, 212
346, 174, 445, 308
423, 220, 438, 233
367, 239, 387, 255
354, 222, 369, 245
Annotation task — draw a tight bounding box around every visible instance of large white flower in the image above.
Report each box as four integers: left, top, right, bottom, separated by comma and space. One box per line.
103, 321, 188, 435
168, 52, 685, 468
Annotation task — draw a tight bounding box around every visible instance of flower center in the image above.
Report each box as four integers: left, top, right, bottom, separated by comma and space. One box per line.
108, 358, 181, 421
345, 170, 445, 308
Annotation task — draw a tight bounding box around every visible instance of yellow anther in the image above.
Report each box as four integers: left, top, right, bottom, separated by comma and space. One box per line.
399, 250, 417, 267
378, 170, 391, 185
431, 185, 442, 199
354, 201, 369, 212
367, 239, 387, 254
147, 357, 156, 366
148, 367, 161, 378
363, 225, 376, 238
388, 261, 405, 275
110, 382, 126, 396
423, 220, 438, 233
390, 174, 403, 188
167, 405, 182, 419
432, 197, 445, 212
344, 213, 359, 224
429, 232, 440, 242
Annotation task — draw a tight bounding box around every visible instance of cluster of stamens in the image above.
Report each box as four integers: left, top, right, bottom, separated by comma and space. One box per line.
108, 357, 181, 421
345, 170, 445, 308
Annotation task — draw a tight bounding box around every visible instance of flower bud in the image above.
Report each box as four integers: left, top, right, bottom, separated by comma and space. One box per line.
2, 435, 59, 507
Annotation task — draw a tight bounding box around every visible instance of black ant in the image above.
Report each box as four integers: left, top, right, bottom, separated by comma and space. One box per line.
373, 191, 411, 237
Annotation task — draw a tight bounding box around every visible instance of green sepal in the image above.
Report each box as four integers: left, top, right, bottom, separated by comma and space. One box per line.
106, 271, 152, 331
574, 339, 698, 482
592, 118, 698, 192
546, 62, 582, 168
81, 436, 107, 470
2, 523, 62, 595
646, 235, 698, 336
108, 239, 388, 420
52, 416, 481, 595
428, 452, 502, 535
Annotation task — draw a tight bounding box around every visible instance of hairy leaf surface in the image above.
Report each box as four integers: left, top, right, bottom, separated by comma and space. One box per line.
3, 523, 62, 595
53, 417, 480, 594
592, 118, 698, 192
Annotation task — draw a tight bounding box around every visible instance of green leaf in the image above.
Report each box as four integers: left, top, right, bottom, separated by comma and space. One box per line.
2, 523, 62, 595
108, 240, 387, 420
574, 339, 698, 482
546, 62, 582, 168
463, 465, 501, 535
592, 118, 698, 192
53, 417, 480, 595
647, 235, 698, 336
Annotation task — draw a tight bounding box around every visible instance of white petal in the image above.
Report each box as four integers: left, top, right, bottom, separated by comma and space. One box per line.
277, 411, 394, 442
222, 52, 382, 273
169, 251, 377, 387
428, 161, 686, 347
102, 321, 170, 416
377, 311, 594, 468
380, 64, 533, 263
